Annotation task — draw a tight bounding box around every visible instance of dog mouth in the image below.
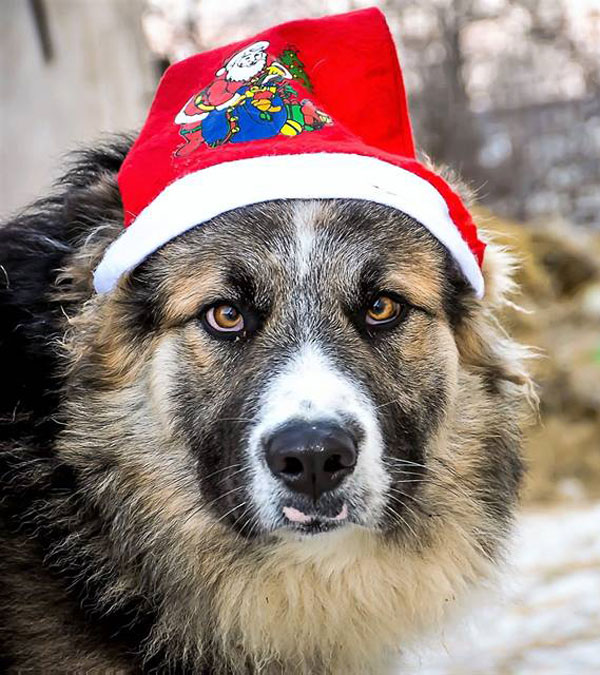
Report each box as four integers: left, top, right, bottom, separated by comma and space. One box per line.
281, 502, 349, 534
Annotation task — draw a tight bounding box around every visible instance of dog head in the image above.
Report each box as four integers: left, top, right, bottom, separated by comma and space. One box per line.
66, 196, 518, 538
120, 199, 465, 539
2, 141, 532, 671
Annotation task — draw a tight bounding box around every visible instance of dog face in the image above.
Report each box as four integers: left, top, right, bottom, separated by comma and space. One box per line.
60, 194, 528, 550
78, 200, 468, 541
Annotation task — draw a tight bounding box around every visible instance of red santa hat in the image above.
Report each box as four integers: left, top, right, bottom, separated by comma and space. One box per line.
94, 7, 485, 297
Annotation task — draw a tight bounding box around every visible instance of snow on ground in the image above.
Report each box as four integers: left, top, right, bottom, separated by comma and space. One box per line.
404, 502, 600, 674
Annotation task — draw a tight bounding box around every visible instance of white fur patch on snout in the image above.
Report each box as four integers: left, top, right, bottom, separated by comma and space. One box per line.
248, 343, 389, 530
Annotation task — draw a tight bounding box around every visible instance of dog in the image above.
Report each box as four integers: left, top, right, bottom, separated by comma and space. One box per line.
0, 135, 532, 673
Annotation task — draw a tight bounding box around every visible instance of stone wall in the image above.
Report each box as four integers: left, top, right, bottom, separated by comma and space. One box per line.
0, 0, 156, 217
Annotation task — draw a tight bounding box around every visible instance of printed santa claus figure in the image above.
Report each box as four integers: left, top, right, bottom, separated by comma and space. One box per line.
175, 41, 302, 155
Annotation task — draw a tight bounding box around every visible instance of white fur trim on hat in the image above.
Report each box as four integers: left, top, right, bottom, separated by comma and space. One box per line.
93, 153, 484, 297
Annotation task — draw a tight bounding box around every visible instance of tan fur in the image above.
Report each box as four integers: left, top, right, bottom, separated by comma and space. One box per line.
457, 239, 537, 394
385, 265, 445, 313
213, 517, 493, 673
160, 269, 226, 326
64, 298, 157, 389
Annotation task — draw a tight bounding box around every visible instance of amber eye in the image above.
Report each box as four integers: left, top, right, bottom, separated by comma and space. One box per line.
366, 295, 402, 326
205, 304, 245, 333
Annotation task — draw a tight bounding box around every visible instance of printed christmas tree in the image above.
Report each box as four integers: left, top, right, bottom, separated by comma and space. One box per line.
279, 47, 313, 91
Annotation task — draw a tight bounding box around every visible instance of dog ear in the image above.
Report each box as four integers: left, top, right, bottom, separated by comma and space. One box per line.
0, 136, 131, 421
451, 235, 537, 405
421, 155, 536, 396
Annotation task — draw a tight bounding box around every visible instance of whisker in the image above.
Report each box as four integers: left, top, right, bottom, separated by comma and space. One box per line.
202, 485, 246, 509
215, 465, 249, 486
384, 468, 429, 478
240, 507, 261, 540
235, 503, 254, 534
387, 486, 428, 511
238, 502, 263, 541
386, 462, 474, 503
384, 496, 420, 538
180, 502, 205, 529
385, 457, 428, 470
200, 462, 244, 483
382, 503, 418, 539
245, 517, 261, 541
213, 501, 248, 526
390, 478, 429, 484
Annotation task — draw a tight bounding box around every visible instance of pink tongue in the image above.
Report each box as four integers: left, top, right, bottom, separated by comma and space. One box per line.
334, 503, 348, 520
283, 506, 313, 523
283, 503, 348, 523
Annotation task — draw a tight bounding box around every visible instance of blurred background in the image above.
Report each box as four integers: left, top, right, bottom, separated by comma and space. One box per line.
1, 0, 599, 671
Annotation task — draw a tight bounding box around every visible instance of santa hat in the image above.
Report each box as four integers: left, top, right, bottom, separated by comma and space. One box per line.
94, 8, 485, 297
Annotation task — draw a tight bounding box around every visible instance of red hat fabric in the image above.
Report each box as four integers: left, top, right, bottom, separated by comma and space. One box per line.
94, 7, 485, 297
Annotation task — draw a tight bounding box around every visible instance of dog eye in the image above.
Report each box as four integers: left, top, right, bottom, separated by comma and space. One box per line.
365, 295, 403, 327
204, 304, 245, 334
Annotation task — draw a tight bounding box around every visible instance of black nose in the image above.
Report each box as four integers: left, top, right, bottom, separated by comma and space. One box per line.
264, 422, 358, 500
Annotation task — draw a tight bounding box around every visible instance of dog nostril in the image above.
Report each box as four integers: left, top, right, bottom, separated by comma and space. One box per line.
264, 421, 358, 500
323, 453, 344, 473
282, 456, 303, 476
